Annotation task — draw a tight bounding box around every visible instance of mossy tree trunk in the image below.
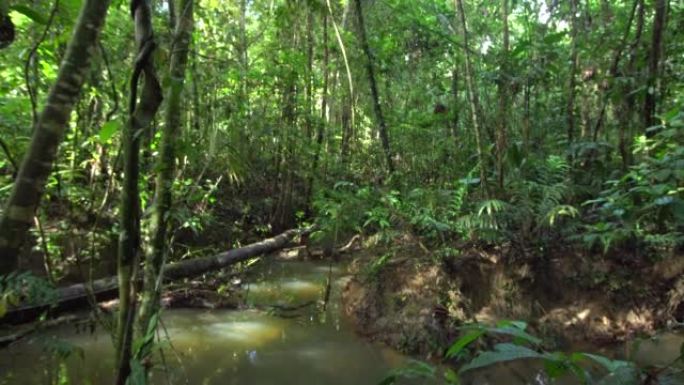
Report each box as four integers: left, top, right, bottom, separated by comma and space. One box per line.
0, 0, 111, 275
115, 0, 163, 384
137, 0, 194, 346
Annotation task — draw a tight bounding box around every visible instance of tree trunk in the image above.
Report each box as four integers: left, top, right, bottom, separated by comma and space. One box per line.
496, 0, 510, 191
0, 0, 111, 275
305, 7, 314, 140
592, 0, 638, 142
619, 0, 645, 169
643, 0, 667, 132
138, 0, 193, 348
353, 0, 394, 175
326, 0, 354, 161
566, 0, 579, 146
306, 12, 329, 213
455, 0, 487, 194
116, 1, 163, 383
451, 67, 460, 144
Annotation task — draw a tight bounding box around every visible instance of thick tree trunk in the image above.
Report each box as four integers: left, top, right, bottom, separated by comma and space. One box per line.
116, 1, 163, 383
2, 228, 308, 325
138, 0, 194, 345
353, 0, 394, 175
0, 0, 111, 274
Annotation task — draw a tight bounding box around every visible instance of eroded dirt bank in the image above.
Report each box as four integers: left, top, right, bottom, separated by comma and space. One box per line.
341, 242, 684, 357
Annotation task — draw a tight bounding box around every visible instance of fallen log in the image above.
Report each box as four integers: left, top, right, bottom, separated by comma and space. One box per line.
2, 228, 307, 325
0, 315, 80, 348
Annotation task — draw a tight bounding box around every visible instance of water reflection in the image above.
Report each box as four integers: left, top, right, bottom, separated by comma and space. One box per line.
0, 261, 403, 385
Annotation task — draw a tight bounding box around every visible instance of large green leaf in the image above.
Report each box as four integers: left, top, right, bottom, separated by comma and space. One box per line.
580, 353, 632, 374
98, 121, 120, 142
490, 320, 542, 346
445, 329, 485, 359
9, 5, 48, 24
460, 343, 544, 373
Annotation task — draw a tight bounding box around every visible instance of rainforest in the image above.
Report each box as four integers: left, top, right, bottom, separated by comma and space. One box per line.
0, 0, 683, 384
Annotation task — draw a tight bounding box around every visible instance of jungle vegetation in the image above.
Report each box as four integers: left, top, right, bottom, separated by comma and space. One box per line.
0, 0, 682, 384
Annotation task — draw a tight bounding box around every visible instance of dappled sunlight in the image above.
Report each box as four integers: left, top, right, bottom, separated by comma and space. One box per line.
207, 320, 282, 344
565, 308, 592, 326
245, 279, 324, 305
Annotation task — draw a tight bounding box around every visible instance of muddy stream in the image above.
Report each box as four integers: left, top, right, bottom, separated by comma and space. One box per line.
0, 259, 682, 384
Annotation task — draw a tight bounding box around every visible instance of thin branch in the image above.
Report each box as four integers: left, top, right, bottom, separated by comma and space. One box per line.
99, 42, 120, 122
0, 136, 18, 175
24, 0, 60, 125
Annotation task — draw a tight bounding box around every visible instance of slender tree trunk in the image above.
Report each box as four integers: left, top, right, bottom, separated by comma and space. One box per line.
272, 21, 298, 233
592, 0, 638, 143
138, 0, 193, 353
455, 0, 487, 194
167, 0, 176, 31
0, 0, 110, 275
451, 67, 459, 143
305, 7, 314, 140
306, 13, 329, 212
326, 0, 354, 160
496, 0, 510, 191
353, 0, 394, 175
115, 1, 163, 384
191, 44, 202, 133
643, 0, 667, 132
523, 78, 530, 150
566, 0, 579, 146
238, 0, 251, 127
619, 0, 644, 169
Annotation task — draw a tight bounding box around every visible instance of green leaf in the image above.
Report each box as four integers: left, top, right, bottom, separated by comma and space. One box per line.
489, 325, 542, 346
543, 31, 567, 45
446, 328, 485, 358
595, 366, 640, 385
98, 121, 120, 142
9, 5, 48, 24
443, 368, 460, 384
460, 343, 544, 373
653, 169, 672, 182
659, 107, 681, 123
580, 353, 631, 372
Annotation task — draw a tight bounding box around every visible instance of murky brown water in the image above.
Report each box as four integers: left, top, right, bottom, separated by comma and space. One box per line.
0, 261, 407, 385
0, 260, 682, 385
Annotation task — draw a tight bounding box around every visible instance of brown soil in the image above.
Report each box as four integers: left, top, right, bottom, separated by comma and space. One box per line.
341, 240, 684, 358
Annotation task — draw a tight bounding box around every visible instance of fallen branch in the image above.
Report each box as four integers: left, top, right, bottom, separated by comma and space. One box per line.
2, 227, 309, 325
0, 315, 80, 348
